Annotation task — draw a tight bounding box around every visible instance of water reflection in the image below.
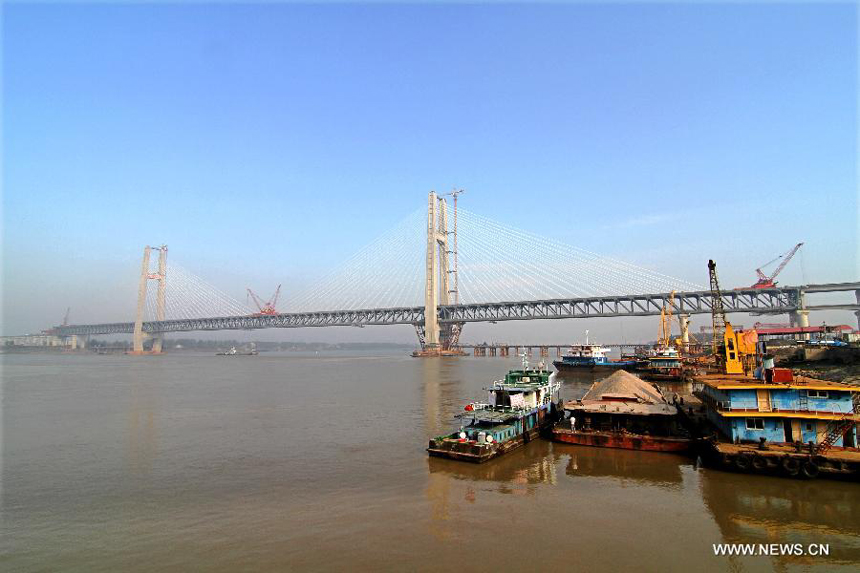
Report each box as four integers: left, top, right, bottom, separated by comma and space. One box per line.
559, 444, 686, 488
700, 470, 860, 566
126, 378, 158, 475
420, 357, 467, 437
427, 440, 558, 492
425, 441, 558, 541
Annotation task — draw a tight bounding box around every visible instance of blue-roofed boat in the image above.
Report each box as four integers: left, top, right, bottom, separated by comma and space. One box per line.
552, 344, 643, 371
427, 358, 562, 463
551, 331, 642, 372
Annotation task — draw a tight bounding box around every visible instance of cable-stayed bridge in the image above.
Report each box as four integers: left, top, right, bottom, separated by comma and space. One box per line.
50, 192, 860, 352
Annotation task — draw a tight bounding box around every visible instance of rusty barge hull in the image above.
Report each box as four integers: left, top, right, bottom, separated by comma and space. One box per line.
552, 427, 692, 453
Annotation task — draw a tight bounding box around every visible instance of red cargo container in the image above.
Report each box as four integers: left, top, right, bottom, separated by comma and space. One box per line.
765, 367, 793, 383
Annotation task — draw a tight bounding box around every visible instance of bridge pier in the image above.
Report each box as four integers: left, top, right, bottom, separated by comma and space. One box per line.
679, 314, 690, 351
855, 289, 860, 331
790, 310, 810, 340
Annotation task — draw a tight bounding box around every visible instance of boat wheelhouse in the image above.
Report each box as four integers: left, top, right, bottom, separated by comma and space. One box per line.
640, 347, 684, 381
428, 360, 562, 463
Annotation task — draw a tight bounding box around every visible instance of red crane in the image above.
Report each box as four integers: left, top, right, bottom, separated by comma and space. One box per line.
247, 285, 282, 315
751, 243, 803, 289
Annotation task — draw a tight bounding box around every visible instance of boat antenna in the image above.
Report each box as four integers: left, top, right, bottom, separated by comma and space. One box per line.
585, 329, 589, 345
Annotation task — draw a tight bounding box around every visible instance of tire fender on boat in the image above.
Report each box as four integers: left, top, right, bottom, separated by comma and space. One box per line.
801, 460, 820, 479
751, 455, 768, 472
734, 454, 752, 472
781, 456, 801, 477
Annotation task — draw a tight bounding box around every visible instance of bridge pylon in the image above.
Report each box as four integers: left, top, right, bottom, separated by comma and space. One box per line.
131, 244, 167, 354
418, 191, 464, 355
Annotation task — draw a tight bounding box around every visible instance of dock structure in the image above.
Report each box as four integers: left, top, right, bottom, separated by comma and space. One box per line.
699, 440, 860, 480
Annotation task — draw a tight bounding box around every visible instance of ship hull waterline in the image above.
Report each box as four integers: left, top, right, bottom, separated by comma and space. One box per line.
551, 426, 692, 453
428, 422, 553, 464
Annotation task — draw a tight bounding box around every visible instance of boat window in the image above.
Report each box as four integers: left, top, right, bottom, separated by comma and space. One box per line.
807, 390, 829, 399
745, 418, 765, 430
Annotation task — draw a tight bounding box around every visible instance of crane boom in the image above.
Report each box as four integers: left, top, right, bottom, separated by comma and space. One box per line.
659, 290, 676, 348
767, 242, 803, 281
246, 285, 282, 315
270, 285, 281, 311
751, 242, 803, 288
709, 260, 727, 354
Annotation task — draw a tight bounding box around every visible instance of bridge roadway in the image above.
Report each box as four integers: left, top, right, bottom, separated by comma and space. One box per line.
52, 283, 860, 337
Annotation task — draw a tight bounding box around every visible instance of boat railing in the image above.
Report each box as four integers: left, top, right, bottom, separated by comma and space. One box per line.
711, 399, 852, 416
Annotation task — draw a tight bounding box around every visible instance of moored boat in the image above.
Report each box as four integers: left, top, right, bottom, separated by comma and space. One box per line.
639, 347, 684, 381
552, 344, 641, 371
551, 370, 692, 453
427, 358, 562, 463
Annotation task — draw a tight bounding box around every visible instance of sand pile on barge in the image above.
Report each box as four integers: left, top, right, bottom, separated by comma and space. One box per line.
582, 370, 666, 404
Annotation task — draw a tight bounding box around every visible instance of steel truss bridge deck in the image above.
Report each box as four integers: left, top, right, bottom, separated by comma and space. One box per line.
53, 283, 860, 337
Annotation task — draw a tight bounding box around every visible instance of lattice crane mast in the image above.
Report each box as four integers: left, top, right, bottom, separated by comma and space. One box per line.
247, 285, 281, 316
708, 260, 727, 355
751, 242, 803, 289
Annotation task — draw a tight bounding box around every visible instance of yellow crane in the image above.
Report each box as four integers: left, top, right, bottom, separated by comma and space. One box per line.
659, 290, 677, 349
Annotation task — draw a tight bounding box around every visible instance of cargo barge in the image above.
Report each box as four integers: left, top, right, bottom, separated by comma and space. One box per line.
551, 370, 692, 453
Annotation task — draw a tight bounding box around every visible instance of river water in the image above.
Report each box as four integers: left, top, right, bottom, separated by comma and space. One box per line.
2, 351, 858, 571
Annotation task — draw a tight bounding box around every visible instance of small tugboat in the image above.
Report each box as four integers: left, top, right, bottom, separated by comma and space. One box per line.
551, 370, 692, 453
552, 330, 640, 371
216, 344, 258, 356
427, 357, 562, 463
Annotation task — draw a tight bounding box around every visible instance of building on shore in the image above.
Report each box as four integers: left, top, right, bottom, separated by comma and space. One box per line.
1, 334, 65, 347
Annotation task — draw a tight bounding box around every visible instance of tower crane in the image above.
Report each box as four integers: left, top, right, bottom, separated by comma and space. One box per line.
247, 285, 281, 315
751, 243, 803, 289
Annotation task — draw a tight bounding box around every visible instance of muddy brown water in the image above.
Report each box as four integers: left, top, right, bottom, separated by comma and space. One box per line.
2, 352, 858, 571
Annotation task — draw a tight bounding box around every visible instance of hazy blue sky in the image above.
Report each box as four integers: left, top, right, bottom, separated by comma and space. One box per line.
2, 2, 857, 342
